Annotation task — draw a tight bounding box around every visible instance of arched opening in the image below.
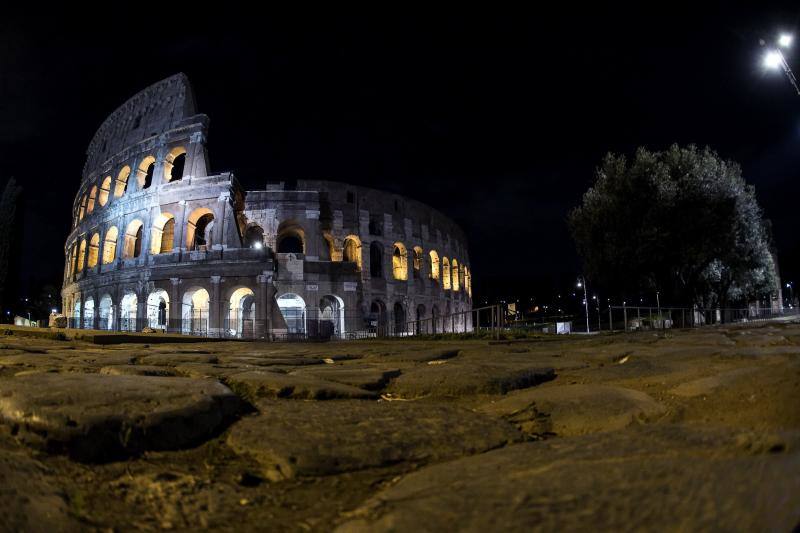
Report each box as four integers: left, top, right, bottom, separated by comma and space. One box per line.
164, 146, 187, 182
228, 287, 256, 338
369, 300, 388, 336
277, 293, 306, 335
98, 294, 113, 330
77, 238, 87, 272
416, 304, 426, 335
78, 195, 87, 221
83, 297, 95, 329
150, 213, 176, 255
186, 208, 214, 250
123, 220, 144, 258
87, 186, 97, 214
103, 226, 118, 264
466, 266, 472, 297
72, 298, 81, 327
182, 287, 210, 335
244, 225, 264, 249
343, 235, 362, 271
392, 242, 408, 280
319, 294, 345, 339
370, 242, 383, 278
114, 166, 131, 197
98, 176, 111, 206
136, 156, 156, 189
120, 292, 138, 331
276, 221, 305, 254
412, 246, 423, 279
445, 301, 452, 332
146, 289, 169, 331
442, 257, 451, 290
452, 259, 460, 291
321, 233, 335, 261
432, 305, 440, 334
429, 250, 440, 282
87, 233, 100, 268
393, 302, 406, 335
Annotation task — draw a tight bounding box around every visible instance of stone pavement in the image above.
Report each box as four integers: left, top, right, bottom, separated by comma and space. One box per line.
0, 323, 799, 531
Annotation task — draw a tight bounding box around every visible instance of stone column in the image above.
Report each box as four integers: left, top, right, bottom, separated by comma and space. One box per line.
209, 275, 222, 337
175, 200, 189, 255
257, 272, 269, 339
169, 277, 181, 333
137, 287, 147, 332
92, 290, 100, 330
78, 292, 84, 329
152, 145, 168, 188
186, 131, 208, 179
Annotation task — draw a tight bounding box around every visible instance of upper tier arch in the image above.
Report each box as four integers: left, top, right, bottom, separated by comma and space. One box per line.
83, 73, 199, 178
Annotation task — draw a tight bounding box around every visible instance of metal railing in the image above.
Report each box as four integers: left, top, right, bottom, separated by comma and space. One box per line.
607, 305, 799, 332
65, 304, 506, 341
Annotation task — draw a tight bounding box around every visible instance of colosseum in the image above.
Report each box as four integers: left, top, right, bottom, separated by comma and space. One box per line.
61, 73, 473, 339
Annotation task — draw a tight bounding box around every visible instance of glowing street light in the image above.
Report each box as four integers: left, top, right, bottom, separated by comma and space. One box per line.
577, 276, 590, 333
761, 33, 800, 96
764, 50, 783, 70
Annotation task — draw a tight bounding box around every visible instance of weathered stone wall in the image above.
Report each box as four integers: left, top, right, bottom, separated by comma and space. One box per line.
62, 74, 472, 337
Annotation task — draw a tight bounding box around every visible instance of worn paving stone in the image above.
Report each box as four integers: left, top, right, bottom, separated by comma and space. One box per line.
137, 353, 220, 365
227, 399, 522, 480
337, 426, 800, 532
0, 449, 80, 532
173, 363, 253, 379
478, 383, 666, 436
99, 365, 179, 377
224, 371, 378, 401
0, 374, 241, 461
387, 362, 555, 397
669, 367, 761, 397
218, 355, 325, 367
290, 365, 402, 391
369, 348, 461, 363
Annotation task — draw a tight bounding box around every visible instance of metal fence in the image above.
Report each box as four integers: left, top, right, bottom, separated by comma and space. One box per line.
606, 305, 800, 332
66, 304, 506, 341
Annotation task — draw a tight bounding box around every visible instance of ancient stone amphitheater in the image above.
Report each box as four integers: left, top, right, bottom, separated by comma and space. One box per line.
61, 74, 472, 339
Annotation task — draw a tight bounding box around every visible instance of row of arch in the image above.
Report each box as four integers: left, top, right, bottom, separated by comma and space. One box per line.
248, 225, 472, 297
75, 146, 188, 226
67, 207, 215, 278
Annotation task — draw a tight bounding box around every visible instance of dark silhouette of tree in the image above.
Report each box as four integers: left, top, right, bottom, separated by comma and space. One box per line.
569, 145, 777, 308
0, 178, 23, 316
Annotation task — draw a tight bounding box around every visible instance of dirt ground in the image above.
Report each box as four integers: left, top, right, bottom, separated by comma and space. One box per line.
1, 322, 799, 531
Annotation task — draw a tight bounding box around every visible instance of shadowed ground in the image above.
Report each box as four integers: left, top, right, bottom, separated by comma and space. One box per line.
0, 322, 798, 531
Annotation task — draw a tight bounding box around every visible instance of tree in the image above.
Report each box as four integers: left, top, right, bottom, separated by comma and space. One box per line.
0, 178, 22, 315
569, 145, 777, 308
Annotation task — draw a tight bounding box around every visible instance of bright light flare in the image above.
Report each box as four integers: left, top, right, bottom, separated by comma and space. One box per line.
779, 34, 793, 48
764, 50, 783, 70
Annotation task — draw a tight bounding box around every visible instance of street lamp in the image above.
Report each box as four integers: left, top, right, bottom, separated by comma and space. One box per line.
577, 277, 589, 333
762, 33, 800, 96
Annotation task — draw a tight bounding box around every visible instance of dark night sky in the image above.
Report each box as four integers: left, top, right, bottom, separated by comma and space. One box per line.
2, 7, 800, 310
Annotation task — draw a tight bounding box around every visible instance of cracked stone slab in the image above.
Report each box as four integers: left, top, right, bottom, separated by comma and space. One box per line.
337, 426, 800, 532
224, 371, 377, 401
290, 365, 402, 390
137, 353, 220, 366
227, 399, 522, 480
478, 384, 666, 436
387, 362, 555, 397
0, 374, 241, 461
100, 365, 179, 377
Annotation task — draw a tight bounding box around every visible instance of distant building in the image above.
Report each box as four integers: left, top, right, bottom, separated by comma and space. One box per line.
61, 74, 472, 338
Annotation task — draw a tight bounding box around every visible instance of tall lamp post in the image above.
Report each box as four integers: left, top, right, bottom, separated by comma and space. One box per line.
577, 277, 589, 333
763, 33, 800, 96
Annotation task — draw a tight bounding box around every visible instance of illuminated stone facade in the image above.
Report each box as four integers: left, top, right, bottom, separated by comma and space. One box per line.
62, 74, 472, 338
